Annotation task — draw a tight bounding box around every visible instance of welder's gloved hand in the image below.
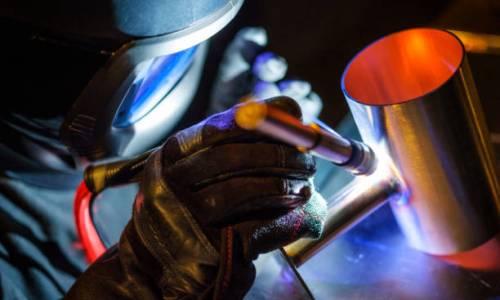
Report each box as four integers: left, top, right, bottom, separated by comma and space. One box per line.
66, 97, 327, 300
208, 27, 323, 124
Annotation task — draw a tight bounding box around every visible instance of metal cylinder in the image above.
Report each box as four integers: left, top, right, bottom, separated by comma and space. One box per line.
342, 28, 500, 255
284, 172, 403, 266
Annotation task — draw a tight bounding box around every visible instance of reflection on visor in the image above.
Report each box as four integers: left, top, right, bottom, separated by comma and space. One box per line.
113, 46, 198, 128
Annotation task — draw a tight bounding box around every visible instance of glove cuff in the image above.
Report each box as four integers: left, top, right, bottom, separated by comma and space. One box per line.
133, 150, 220, 296
133, 151, 257, 299
213, 227, 256, 300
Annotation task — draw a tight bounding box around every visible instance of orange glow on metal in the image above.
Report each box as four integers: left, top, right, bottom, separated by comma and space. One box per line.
437, 233, 500, 271
343, 28, 463, 105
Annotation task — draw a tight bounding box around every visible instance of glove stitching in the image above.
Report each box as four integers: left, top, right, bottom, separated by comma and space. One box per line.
155, 152, 219, 259
290, 208, 306, 242
222, 227, 234, 291
278, 145, 290, 197
278, 144, 286, 169
139, 196, 216, 295
191, 168, 312, 192
134, 152, 219, 295
161, 181, 219, 259
133, 210, 190, 292
134, 206, 178, 274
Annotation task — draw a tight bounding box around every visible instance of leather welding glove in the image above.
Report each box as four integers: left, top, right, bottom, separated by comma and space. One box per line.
65, 96, 327, 300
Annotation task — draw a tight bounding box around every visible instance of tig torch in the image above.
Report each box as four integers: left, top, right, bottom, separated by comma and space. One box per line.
76, 99, 378, 263
235, 100, 377, 175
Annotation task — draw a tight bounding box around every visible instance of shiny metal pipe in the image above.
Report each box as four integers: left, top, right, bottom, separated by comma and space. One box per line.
342, 28, 500, 255
449, 29, 500, 55
235, 99, 377, 175
284, 172, 403, 267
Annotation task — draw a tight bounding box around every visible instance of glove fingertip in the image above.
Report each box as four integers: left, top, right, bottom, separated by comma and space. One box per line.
236, 27, 268, 47
302, 192, 328, 239
252, 51, 288, 82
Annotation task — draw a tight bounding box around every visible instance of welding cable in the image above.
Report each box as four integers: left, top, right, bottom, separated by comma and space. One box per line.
235, 100, 377, 175
74, 181, 105, 262
74, 150, 154, 262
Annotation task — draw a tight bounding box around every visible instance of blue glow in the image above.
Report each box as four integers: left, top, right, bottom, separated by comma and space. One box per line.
113, 46, 198, 128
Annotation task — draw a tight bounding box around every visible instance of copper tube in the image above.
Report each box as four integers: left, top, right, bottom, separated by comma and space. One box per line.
343, 28, 500, 255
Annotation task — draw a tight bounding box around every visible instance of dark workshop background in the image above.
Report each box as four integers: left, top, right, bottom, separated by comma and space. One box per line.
197, 0, 500, 132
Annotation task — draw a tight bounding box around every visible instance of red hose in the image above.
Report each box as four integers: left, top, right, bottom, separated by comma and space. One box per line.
74, 181, 106, 263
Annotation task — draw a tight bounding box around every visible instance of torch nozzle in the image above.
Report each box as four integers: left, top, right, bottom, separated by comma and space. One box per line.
235, 100, 377, 175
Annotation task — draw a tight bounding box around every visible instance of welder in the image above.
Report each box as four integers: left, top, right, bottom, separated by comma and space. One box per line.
0, 1, 328, 299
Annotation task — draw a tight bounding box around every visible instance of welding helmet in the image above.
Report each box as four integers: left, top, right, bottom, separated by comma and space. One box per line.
1, 0, 244, 164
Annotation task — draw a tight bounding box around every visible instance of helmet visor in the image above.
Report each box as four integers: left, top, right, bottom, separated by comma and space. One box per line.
113, 46, 198, 128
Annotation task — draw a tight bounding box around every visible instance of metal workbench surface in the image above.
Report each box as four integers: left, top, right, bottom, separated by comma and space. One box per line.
248, 204, 500, 300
